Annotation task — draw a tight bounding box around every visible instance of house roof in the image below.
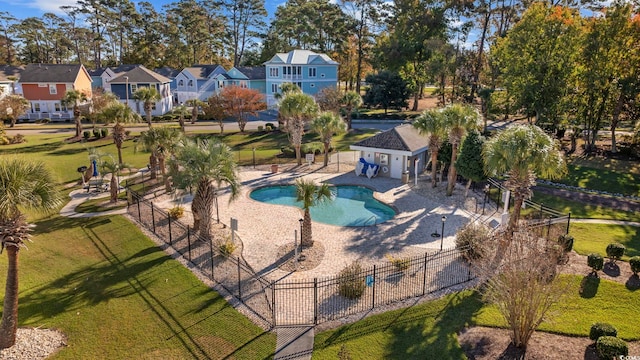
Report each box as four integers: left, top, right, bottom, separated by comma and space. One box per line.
0, 65, 24, 81
265, 50, 338, 65
88, 67, 109, 77
18, 64, 86, 83
154, 66, 180, 78
110, 64, 141, 77
234, 66, 265, 80
110, 66, 171, 84
351, 124, 428, 152
183, 65, 226, 80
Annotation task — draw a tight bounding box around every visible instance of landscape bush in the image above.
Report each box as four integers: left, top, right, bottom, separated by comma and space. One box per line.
385, 254, 410, 272
338, 262, 366, 300
101, 128, 109, 138
257, 125, 264, 131
605, 242, 625, 262
9, 134, 25, 144
93, 128, 101, 138
280, 146, 295, 158
455, 222, 490, 261
596, 336, 628, 360
301, 142, 323, 156
630, 256, 640, 275
167, 206, 184, 219
218, 238, 236, 257
588, 253, 604, 273
557, 234, 574, 253
83, 130, 91, 140
265, 122, 275, 131
589, 322, 617, 341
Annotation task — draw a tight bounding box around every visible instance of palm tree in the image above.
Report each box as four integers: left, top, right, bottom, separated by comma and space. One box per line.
341, 91, 362, 130
413, 108, 448, 188
132, 86, 161, 128
99, 156, 130, 203
0, 158, 61, 349
442, 104, 480, 196
311, 112, 346, 167
483, 125, 566, 234
295, 179, 333, 247
279, 93, 319, 165
173, 105, 189, 132
61, 89, 89, 138
136, 127, 183, 189
98, 102, 142, 165
185, 99, 204, 124
169, 138, 240, 239
274, 82, 301, 101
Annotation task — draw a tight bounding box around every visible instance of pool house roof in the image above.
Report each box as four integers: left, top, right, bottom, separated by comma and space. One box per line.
350, 124, 429, 156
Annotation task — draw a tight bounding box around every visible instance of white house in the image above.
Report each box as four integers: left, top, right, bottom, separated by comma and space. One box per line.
174, 65, 228, 104
0, 65, 23, 99
108, 66, 173, 116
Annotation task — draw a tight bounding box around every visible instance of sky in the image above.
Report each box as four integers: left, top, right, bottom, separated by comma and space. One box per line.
0, 0, 284, 19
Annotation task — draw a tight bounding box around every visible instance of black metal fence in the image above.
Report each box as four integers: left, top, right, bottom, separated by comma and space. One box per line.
126, 188, 476, 328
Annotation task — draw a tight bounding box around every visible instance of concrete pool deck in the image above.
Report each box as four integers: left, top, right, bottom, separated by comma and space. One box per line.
154, 164, 492, 280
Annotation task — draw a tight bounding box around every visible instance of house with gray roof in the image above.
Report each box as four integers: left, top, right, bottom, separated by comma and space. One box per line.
174, 64, 228, 104
225, 66, 266, 94
0, 65, 23, 98
108, 65, 173, 116
350, 124, 429, 179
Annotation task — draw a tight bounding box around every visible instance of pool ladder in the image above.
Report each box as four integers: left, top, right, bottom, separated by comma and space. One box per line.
363, 215, 377, 227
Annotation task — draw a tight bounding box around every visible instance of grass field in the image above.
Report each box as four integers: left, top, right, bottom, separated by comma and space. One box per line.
313, 276, 640, 359
0, 215, 275, 359
553, 163, 640, 197
569, 223, 640, 260
530, 191, 640, 222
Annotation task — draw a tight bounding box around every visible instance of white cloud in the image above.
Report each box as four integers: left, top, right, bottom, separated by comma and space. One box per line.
26, 0, 79, 15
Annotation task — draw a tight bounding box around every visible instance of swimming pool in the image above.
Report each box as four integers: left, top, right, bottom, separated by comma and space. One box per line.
249, 185, 396, 227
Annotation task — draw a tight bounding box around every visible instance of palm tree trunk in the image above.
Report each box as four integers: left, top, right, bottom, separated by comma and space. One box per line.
430, 150, 439, 187
110, 175, 118, 203
301, 209, 313, 247
507, 195, 524, 236
446, 144, 459, 196
192, 179, 216, 239
345, 108, 352, 130
0, 247, 19, 349
149, 153, 158, 180
323, 142, 329, 167
146, 105, 152, 128
295, 145, 302, 166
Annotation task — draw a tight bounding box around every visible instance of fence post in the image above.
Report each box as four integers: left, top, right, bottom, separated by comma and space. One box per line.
496, 187, 501, 208
151, 203, 156, 234
422, 252, 428, 295
168, 214, 172, 245
546, 218, 552, 239
566, 213, 571, 234
187, 227, 192, 262
237, 257, 242, 301
539, 203, 544, 219
372, 265, 376, 310
272, 282, 276, 327
136, 196, 141, 221
314, 278, 318, 325
209, 238, 215, 280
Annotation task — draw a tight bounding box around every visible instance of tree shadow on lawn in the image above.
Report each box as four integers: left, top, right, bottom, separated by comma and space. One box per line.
579, 274, 600, 298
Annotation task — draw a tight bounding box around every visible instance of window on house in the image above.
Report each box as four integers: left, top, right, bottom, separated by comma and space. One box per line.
55, 103, 61, 111
271, 84, 278, 93
49, 84, 57, 95
34, 103, 40, 112
131, 84, 138, 93
295, 82, 302, 89
295, 66, 301, 76
152, 103, 157, 110
178, 80, 184, 86
269, 68, 279, 77
310, 83, 315, 88
38, 84, 47, 87
308, 68, 316, 77
188, 80, 193, 87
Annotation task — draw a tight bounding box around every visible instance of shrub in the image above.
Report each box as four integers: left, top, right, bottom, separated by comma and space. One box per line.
301, 142, 323, 156
338, 262, 366, 299
9, 134, 25, 144
0, 135, 9, 145
606, 243, 625, 262
630, 256, 640, 275
455, 222, 490, 261
596, 336, 628, 359
385, 254, 410, 272
257, 125, 264, 131
93, 128, 101, 138
265, 123, 275, 131
41, 118, 50, 124
338, 344, 352, 360
168, 206, 184, 219
83, 130, 91, 140
588, 253, 604, 272
280, 146, 295, 158
218, 239, 236, 257
101, 128, 108, 138
589, 322, 617, 341
125, 130, 131, 137
558, 234, 574, 253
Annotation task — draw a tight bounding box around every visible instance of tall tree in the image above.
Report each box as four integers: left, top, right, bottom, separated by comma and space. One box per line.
132, 86, 161, 128
0, 95, 29, 128
362, 71, 410, 115
136, 126, 183, 187
295, 179, 333, 247
169, 138, 241, 238
0, 158, 61, 349
482, 125, 566, 235
311, 112, 346, 166
442, 103, 480, 196
0, 12, 17, 65
280, 93, 319, 165
98, 101, 142, 164
62, 89, 89, 138
86, 88, 118, 129
414, 108, 448, 187
341, 90, 362, 130
203, 94, 228, 133
224, 0, 267, 66
219, 85, 266, 132
455, 129, 486, 196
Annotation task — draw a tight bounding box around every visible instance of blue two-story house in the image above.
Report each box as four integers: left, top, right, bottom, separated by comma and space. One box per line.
226, 66, 266, 94
174, 65, 228, 104
108, 65, 173, 116
264, 49, 339, 107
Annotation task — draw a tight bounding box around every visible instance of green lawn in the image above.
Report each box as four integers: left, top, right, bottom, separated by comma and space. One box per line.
551, 163, 640, 197
313, 277, 640, 359
0, 215, 275, 359
530, 191, 640, 222
569, 223, 640, 260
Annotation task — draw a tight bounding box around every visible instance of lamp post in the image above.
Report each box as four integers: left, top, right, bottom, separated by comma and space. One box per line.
124, 76, 129, 109
440, 216, 446, 251
297, 218, 303, 268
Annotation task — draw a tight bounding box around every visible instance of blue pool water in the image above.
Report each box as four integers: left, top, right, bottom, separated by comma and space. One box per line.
249, 185, 396, 227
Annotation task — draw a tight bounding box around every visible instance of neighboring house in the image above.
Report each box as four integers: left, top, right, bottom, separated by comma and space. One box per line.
154, 66, 181, 104
87, 67, 115, 89
264, 49, 338, 107
17, 63, 92, 121
102, 64, 140, 93
225, 66, 266, 94
108, 65, 173, 116
174, 64, 228, 104
0, 65, 24, 98
350, 124, 429, 180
